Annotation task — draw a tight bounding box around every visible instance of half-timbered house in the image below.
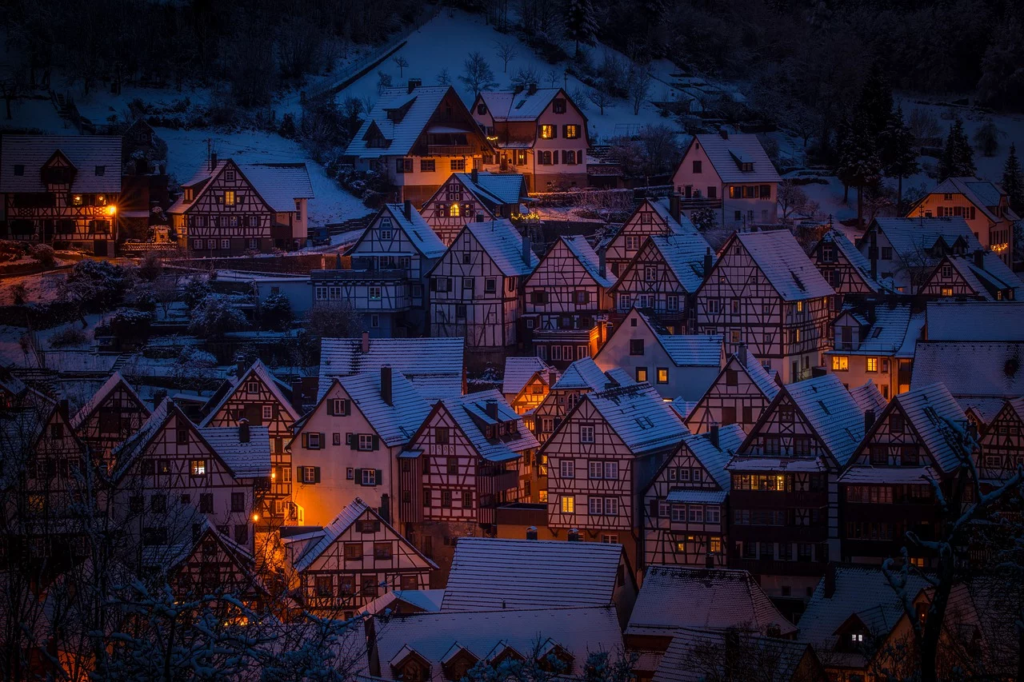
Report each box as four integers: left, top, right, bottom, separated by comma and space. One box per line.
544, 382, 688, 571
70, 371, 150, 468
979, 397, 1024, 485
825, 304, 922, 400
167, 157, 314, 255
911, 341, 1024, 423
671, 131, 781, 229
604, 198, 698, 277
471, 87, 589, 192
522, 235, 615, 366
694, 229, 834, 384
531, 358, 635, 451
502, 356, 558, 416
641, 425, 745, 568
811, 228, 882, 302
318, 334, 466, 403
111, 400, 271, 554
398, 390, 538, 584
290, 367, 431, 527
315, 202, 446, 336
594, 308, 723, 400
906, 176, 1017, 266
857, 217, 982, 295
200, 361, 300, 525
429, 219, 538, 354
0, 135, 122, 255
685, 346, 780, 435
285, 498, 436, 619
726, 374, 885, 600
420, 170, 528, 246
610, 230, 714, 334
917, 250, 1022, 301
345, 84, 493, 204
839, 383, 973, 566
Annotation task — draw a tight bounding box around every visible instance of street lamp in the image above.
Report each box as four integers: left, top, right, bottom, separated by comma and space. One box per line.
106, 205, 117, 256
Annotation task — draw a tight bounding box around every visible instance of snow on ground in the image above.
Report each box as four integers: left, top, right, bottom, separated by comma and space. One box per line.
335, 9, 679, 144
0, 270, 70, 305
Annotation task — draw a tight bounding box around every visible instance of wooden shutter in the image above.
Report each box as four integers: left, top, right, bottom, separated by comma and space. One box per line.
313, 467, 321, 483
326, 400, 335, 416
341, 399, 350, 416
354, 468, 363, 485
346, 433, 354, 447
301, 433, 309, 448
374, 469, 383, 486
318, 433, 325, 450
371, 435, 380, 451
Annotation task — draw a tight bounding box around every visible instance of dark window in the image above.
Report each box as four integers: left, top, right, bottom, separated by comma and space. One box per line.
462, 490, 472, 508
150, 494, 166, 512
234, 524, 248, 545
629, 339, 644, 355
231, 492, 245, 512
693, 160, 702, 173
199, 494, 213, 513
13, 164, 24, 176
420, 159, 436, 172
553, 98, 567, 114
95, 166, 106, 176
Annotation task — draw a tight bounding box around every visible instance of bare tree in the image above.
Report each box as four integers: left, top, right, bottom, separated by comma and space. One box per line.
0, 76, 20, 120
391, 55, 409, 78
436, 68, 451, 86
777, 180, 820, 225
376, 70, 392, 95
546, 69, 561, 88
511, 66, 540, 90
495, 40, 518, 73
627, 62, 653, 115
588, 89, 614, 115
459, 52, 496, 94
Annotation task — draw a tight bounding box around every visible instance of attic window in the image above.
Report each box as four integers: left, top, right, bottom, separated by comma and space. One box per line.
476, 103, 487, 115
95, 166, 106, 176
184, 188, 194, 202
553, 98, 567, 114
13, 164, 24, 176
226, 170, 236, 181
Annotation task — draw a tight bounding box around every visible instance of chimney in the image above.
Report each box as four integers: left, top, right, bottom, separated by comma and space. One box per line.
513, 84, 524, 95
526, 526, 538, 540
361, 331, 370, 354
599, 249, 607, 280
548, 370, 558, 388
236, 360, 246, 379
238, 418, 250, 444
709, 423, 720, 449
824, 562, 836, 598
522, 234, 532, 266
403, 199, 412, 221
407, 78, 421, 93
485, 398, 499, 420
738, 343, 748, 368
718, 127, 728, 140
703, 247, 713, 281
209, 152, 218, 171
669, 193, 681, 222
568, 528, 581, 541
864, 409, 876, 434
380, 365, 393, 406
471, 167, 479, 184
527, 82, 537, 96
973, 249, 985, 269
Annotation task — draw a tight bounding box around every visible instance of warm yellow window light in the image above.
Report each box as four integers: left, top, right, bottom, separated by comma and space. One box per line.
450, 203, 460, 217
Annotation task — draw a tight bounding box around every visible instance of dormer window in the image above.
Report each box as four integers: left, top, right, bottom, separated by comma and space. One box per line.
184, 188, 194, 202
13, 164, 24, 176
95, 166, 106, 176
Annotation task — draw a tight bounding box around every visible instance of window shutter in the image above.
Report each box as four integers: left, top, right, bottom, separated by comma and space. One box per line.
301, 433, 309, 448
374, 469, 383, 486
346, 433, 354, 447
355, 468, 363, 485
318, 434, 325, 450
430, 278, 437, 292
553, 151, 559, 165
326, 401, 333, 416
342, 399, 350, 416
649, 499, 659, 518
313, 467, 321, 483
371, 435, 380, 451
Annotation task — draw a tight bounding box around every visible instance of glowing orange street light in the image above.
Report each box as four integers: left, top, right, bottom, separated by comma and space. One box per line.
252, 513, 260, 523
106, 205, 117, 216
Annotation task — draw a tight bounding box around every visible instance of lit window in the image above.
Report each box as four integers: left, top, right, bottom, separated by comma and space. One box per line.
796, 300, 804, 313
866, 357, 879, 373
539, 124, 555, 139
224, 191, 236, 206
561, 496, 575, 514
564, 124, 580, 139
450, 203, 460, 217
539, 490, 548, 502
190, 460, 207, 476
832, 356, 849, 371
72, 195, 83, 206
636, 367, 648, 382
657, 368, 669, 384
940, 287, 953, 297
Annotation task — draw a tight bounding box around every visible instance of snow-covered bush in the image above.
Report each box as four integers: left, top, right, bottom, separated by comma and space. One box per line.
28, 244, 55, 267
138, 251, 163, 281
260, 292, 293, 331
49, 327, 88, 348
64, 260, 132, 310
189, 295, 249, 339
182, 277, 212, 309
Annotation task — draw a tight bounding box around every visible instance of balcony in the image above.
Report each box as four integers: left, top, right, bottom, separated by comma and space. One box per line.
495, 503, 548, 527
730, 490, 828, 508
427, 145, 474, 156
678, 197, 723, 210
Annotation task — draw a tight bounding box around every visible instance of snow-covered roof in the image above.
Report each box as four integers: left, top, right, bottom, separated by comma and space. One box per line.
333, 369, 430, 447
889, 383, 972, 475
586, 383, 688, 454
737, 350, 782, 401
441, 537, 625, 612
653, 628, 812, 682
479, 88, 569, 122
651, 198, 702, 235
464, 219, 539, 277
236, 162, 314, 212
0, 135, 122, 193
379, 203, 447, 259
961, 397, 1007, 426
317, 337, 464, 403
502, 356, 555, 397
200, 360, 299, 427
659, 334, 724, 367
437, 390, 538, 462
926, 301, 1024, 342
373, 606, 622, 675
870, 217, 983, 260
70, 371, 147, 430
553, 358, 621, 392
734, 230, 834, 301
839, 465, 939, 484
670, 398, 699, 421
559, 235, 615, 288
819, 228, 880, 292
941, 253, 1024, 300
452, 171, 527, 206
346, 86, 475, 158
645, 233, 715, 293
198, 424, 272, 478
912, 341, 1024, 399
830, 304, 915, 356
683, 133, 782, 184
677, 424, 746, 491
362, 589, 445, 616
849, 380, 887, 417
897, 312, 926, 358
111, 398, 172, 471
628, 566, 795, 636
917, 177, 1019, 223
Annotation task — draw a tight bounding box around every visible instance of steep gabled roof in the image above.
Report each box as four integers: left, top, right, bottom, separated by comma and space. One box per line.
647, 233, 715, 293
70, 371, 148, 430
941, 253, 1024, 300
463, 219, 539, 277
653, 628, 813, 682
336, 370, 430, 447
738, 350, 782, 401
926, 301, 1024, 342
915, 177, 1018, 223
502, 357, 556, 397
586, 383, 688, 454
830, 304, 914, 356
849, 380, 887, 417
0, 135, 122, 193
346, 86, 479, 158
628, 566, 796, 636
478, 88, 579, 122
553, 357, 623, 392
890, 383, 973, 475
870, 217, 983, 259
196, 425, 272, 478
559, 235, 615, 288
453, 171, 528, 206
680, 425, 746, 491
441, 537, 625, 612
236, 162, 314, 212
819, 228, 881, 292
734, 231, 834, 301
377, 203, 447, 259
679, 133, 781, 184
438, 390, 539, 462
111, 398, 173, 471
659, 334, 724, 368
317, 337, 464, 403
912, 341, 1024, 399
200, 360, 299, 427
651, 198, 702, 235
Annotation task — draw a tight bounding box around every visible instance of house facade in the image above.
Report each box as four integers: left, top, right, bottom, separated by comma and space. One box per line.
471, 87, 589, 192
0, 135, 122, 255
70, 371, 150, 469
532, 358, 633, 447
167, 158, 314, 255
694, 230, 833, 384
604, 198, 698, 278
420, 170, 528, 246
917, 251, 1022, 301
811, 228, 881, 301
979, 397, 1024, 485
825, 304, 921, 400
684, 346, 781, 435
671, 131, 781, 229
346, 85, 493, 204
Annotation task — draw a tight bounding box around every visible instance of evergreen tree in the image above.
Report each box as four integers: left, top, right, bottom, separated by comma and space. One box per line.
835, 112, 882, 229
1003, 143, 1024, 215
882, 105, 921, 213
858, 60, 893, 138
939, 117, 976, 179
566, 0, 598, 57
